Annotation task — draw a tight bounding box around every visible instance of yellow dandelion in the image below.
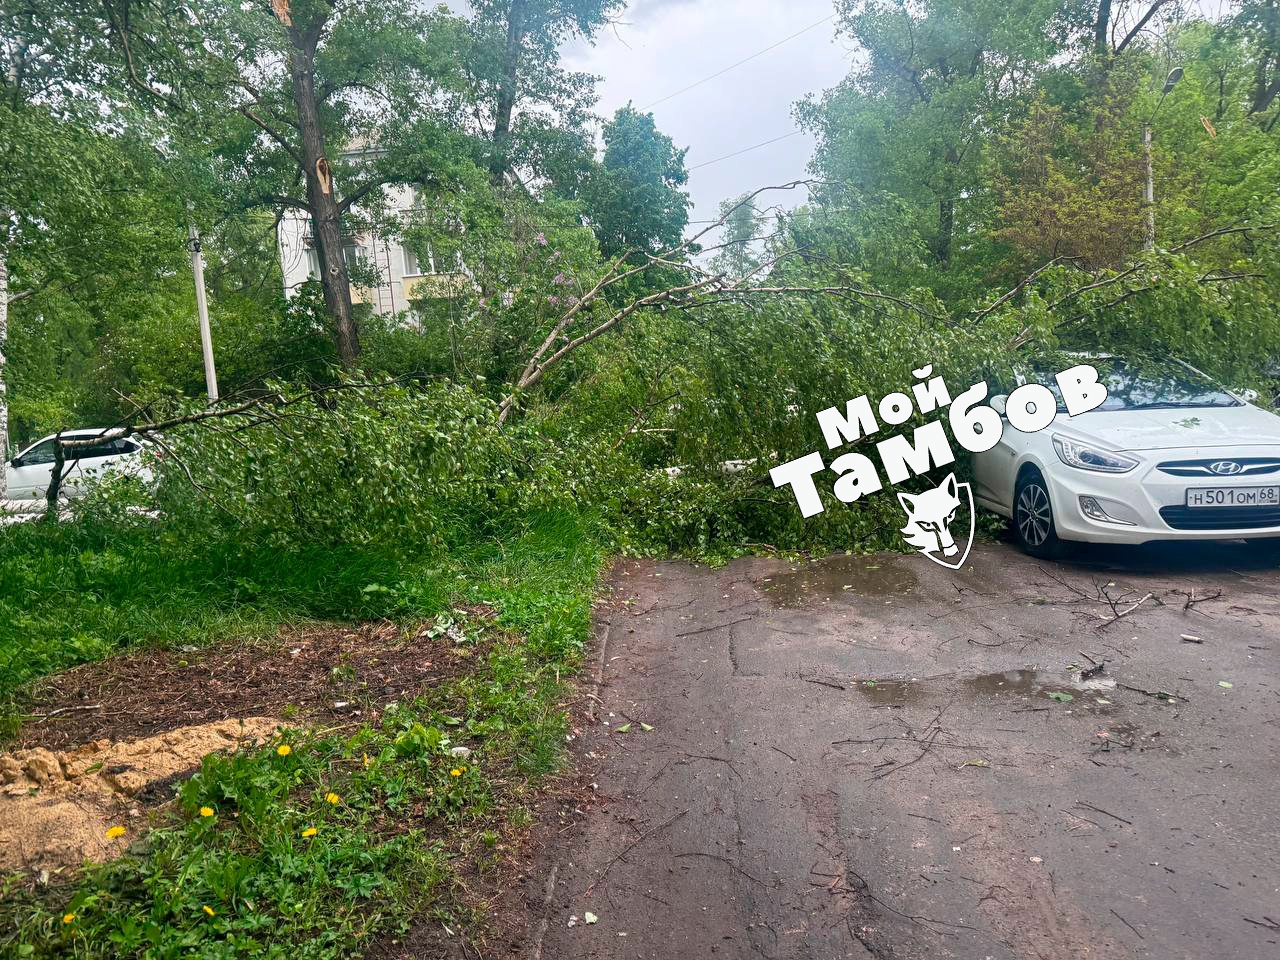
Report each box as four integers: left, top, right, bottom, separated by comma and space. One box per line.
105, 825, 126, 840
362, 753, 370, 768
301, 827, 317, 838
449, 768, 462, 778
276, 744, 292, 757
203, 906, 215, 917
62, 913, 75, 925
324, 792, 341, 805
199, 806, 215, 818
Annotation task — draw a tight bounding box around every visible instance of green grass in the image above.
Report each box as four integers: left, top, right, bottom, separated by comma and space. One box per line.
0, 508, 602, 721
0, 508, 606, 958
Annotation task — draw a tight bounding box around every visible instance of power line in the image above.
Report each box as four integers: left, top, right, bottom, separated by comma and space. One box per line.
640, 13, 836, 111
687, 130, 803, 171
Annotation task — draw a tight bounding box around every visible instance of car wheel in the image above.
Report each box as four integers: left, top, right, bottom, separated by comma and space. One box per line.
1012, 470, 1065, 559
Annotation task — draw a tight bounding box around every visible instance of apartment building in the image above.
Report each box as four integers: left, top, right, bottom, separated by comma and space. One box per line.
277, 184, 469, 316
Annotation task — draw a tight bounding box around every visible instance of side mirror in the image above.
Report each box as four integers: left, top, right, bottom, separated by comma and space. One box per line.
989, 394, 1008, 416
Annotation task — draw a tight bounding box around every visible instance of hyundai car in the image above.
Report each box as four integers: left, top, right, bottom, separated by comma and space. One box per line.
972, 357, 1280, 557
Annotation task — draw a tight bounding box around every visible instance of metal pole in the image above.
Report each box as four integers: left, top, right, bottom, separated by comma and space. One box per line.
188, 221, 219, 402
1143, 123, 1155, 252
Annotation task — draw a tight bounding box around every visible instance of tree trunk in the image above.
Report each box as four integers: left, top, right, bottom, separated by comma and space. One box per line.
45, 431, 64, 520
1093, 0, 1112, 54
489, 0, 528, 183
935, 146, 958, 265
0, 240, 8, 502
289, 34, 361, 367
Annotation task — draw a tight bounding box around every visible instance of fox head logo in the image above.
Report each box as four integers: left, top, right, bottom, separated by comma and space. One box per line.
897, 472, 974, 569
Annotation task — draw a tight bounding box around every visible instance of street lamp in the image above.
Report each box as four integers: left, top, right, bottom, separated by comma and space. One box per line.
1144, 67, 1183, 251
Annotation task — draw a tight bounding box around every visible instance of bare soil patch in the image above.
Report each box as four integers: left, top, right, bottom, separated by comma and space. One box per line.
14, 620, 472, 752
0, 717, 278, 875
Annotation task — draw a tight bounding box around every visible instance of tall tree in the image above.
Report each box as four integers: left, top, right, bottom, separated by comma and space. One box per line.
82, 0, 457, 367
467, 0, 624, 182
798, 0, 1066, 266
580, 105, 690, 259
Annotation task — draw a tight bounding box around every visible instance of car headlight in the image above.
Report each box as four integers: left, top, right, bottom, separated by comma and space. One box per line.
1052, 435, 1139, 474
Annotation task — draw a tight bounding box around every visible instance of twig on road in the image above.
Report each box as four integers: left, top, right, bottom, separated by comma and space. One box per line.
674, 851, 767, 885
676, 617, 752, 637
585, 808, 689, 895
1110, 908, 1145, 940
1076, 800, 1133, 825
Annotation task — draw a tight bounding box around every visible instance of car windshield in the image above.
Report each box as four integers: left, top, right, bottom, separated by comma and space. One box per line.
1031, 358, 1243, 413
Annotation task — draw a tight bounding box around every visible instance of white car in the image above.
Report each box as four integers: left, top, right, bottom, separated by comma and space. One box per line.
4, 429, 152, 503
973, 358, 1280, 557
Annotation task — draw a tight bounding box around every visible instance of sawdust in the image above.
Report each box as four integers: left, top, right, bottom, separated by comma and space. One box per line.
0, 717, 280, 876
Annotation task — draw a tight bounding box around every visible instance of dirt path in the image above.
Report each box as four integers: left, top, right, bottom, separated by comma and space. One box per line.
512, 541, 1280, 959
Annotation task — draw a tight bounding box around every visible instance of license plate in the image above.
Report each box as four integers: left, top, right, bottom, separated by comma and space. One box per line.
1185, 485, 1280, 508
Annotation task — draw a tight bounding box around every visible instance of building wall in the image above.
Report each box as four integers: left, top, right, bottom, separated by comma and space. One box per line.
277, 183, 465, 318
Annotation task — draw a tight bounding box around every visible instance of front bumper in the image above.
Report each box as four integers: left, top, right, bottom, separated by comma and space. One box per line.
1042, 449, 1280, 544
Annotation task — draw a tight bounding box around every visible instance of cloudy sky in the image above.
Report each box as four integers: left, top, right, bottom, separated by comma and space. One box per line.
563, 0, 854, 228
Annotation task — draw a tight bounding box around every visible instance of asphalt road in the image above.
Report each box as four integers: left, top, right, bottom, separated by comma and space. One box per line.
514, 539, 1280, 960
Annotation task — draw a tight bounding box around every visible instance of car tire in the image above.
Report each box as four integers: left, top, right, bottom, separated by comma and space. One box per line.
1012, 469, 1067, 559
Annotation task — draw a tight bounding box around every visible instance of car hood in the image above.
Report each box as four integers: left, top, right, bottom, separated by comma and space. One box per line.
1065, 404, 1280, 452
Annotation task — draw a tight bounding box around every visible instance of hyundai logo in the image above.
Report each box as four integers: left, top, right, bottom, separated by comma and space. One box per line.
1209, 460, 1243, 475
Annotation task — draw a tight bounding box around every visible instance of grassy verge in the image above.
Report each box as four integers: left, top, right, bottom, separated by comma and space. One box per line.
0, 508, 605, 958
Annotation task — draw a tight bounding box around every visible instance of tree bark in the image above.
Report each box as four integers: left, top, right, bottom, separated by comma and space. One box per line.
45, 431, 65, 520
489, 0, 528, 183
0, 239, 8, 501
288, 28, 361, 367
935, 146, 958, 265
1093, 0, 1112, 55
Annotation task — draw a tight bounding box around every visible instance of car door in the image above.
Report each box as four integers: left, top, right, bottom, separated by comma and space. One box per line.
7, 439, 59, 499
63, 438, 128, 493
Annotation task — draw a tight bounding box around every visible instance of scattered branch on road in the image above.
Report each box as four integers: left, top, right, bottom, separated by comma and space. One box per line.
1075, 800, 1133, 825
674, 851, 766, 885
1176, 588, 1224, 612
1118, 682, 1186, 703
675, 616, 753, 637
584, 808, 689, 896
1110, 908, 1145, 941
802, 676, 847, 691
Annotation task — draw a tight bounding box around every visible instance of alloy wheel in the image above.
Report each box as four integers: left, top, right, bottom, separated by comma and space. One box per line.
1017, 482, 1051, 547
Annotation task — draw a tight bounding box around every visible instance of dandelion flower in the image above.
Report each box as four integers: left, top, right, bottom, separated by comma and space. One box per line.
199, 806, 215, 818
362, 753, 370, 768
105, 825, 126, 839
324, 792, 341, 805
449, 768, 462, 778
62, 913, 75, 925
301, 827, 317, 838
203, 906, 215, 917
276, 744, 292, 757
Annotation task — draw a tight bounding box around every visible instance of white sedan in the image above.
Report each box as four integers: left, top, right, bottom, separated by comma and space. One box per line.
4, 429, 152, 504
973, 358, 1280, 557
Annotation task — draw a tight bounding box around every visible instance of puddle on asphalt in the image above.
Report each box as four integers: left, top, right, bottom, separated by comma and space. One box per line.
761, 555, 918, 608
847, 668, 1108, 706
850, 679, 928, 706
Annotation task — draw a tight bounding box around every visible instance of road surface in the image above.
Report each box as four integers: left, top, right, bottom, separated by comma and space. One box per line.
513, 540, 1280, 960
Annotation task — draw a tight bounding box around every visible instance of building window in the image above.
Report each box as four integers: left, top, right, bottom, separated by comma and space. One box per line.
304, 247, 320, 279
343, 243, 364, 268
403, 247, 422, 276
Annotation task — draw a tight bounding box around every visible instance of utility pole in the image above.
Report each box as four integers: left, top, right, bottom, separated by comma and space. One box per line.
188, 220, 219, 403
1143, 67, 1183, 252
1143, 124, 1155, 251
